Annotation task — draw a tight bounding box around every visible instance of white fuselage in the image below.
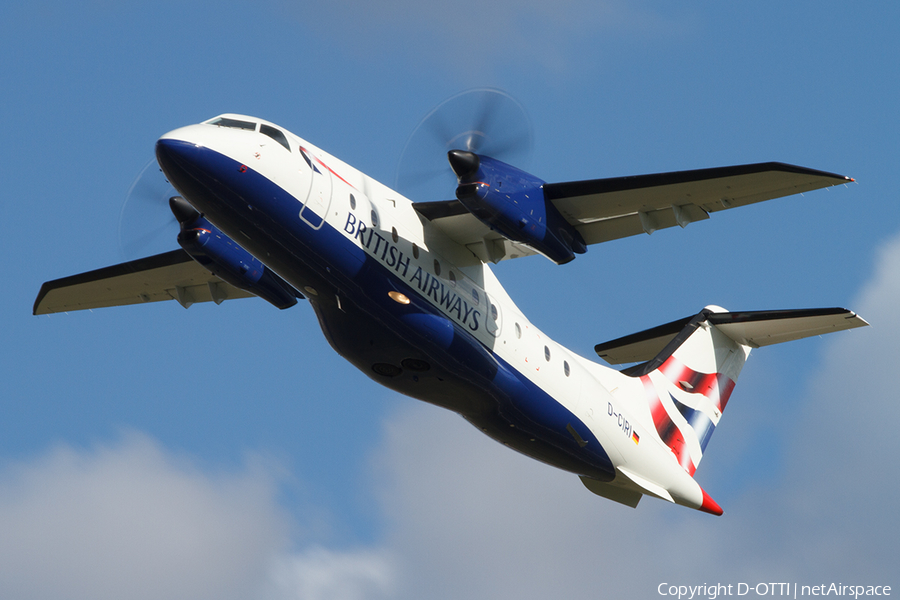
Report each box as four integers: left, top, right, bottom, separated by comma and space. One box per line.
156, 115, 711, 511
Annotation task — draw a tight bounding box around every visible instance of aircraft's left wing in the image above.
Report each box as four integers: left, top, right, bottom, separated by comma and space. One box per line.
34, 249, 255, 315
545, 162, 852, 245
415, 162, 852, 263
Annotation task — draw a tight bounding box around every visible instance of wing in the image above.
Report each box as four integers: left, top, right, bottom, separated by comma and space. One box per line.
33, 249, 256, 315
415, 162, 852, 262
545, 162, 852, 245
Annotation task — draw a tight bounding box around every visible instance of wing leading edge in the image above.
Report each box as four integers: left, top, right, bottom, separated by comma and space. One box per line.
415, 162, 852, 262
33, 249, 256, 315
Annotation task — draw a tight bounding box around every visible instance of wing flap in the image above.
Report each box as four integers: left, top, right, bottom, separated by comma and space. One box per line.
577, 203, 710, 244
33, 249, 255, 315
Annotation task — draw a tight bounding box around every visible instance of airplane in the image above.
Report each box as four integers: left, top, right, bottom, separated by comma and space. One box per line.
33, 108, 867, 515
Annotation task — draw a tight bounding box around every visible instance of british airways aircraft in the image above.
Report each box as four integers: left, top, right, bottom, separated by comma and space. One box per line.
34, 110, 867, 515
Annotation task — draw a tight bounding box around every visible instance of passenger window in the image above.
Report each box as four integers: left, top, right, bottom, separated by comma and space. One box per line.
433, 259, 441, 276
564, 361, 570, 377
260, 124, 291, 151
544, 346, 551, 361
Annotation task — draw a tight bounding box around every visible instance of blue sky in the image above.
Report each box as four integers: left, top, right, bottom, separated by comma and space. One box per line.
3, 2, 898, 598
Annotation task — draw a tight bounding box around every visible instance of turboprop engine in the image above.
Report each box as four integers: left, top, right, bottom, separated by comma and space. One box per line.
448, 150, 587, 264
169, 196, 299, 309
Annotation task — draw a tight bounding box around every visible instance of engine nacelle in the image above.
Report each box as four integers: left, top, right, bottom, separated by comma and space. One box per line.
449, 151, 586, 264
170, 197, 298, 309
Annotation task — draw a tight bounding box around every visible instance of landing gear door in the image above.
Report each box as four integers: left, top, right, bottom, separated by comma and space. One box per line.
298, 147, 332, 229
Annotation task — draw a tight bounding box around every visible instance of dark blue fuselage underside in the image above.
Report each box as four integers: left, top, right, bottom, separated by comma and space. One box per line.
156, 139, 614, 481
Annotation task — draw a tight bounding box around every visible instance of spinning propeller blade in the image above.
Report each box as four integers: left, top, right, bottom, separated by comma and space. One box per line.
395, 88, 533, 202
117, 159, 179, 261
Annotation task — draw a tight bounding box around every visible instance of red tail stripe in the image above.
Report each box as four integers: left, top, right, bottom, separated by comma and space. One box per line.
658, 356, 735, 412
640, 375, 697, 476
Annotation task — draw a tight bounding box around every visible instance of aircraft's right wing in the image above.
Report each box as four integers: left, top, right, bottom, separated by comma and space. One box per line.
34, 249, 256, 315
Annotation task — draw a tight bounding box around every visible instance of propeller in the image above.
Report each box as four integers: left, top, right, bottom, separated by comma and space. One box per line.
394, 88, 533, 202
117, 158, 180, 261
447, 149, 480, 180
169, 195, 199, 224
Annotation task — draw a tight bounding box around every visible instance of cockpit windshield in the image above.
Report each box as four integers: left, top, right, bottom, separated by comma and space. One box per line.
260, 124, 291, 152
207, 116, 256, 131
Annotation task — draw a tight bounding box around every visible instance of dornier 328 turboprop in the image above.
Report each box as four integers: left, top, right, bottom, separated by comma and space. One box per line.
34, 97, 867, 515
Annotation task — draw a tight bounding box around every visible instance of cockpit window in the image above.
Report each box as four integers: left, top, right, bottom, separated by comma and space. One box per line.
207, 117, 256, 130
260, 124, 291, 152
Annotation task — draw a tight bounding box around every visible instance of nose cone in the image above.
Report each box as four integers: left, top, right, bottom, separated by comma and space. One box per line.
155, 131, 255, 221
155, 138, 199, 190
154, 137, 229, 212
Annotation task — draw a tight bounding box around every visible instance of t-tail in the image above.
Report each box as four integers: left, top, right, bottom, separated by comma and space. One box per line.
592, 305, 868, 513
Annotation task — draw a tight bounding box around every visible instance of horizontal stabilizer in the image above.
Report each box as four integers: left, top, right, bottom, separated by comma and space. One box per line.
34, 249, 256, 315
595, 307, 867, 365
594, 315, 692, 365
707, 308, 869, 348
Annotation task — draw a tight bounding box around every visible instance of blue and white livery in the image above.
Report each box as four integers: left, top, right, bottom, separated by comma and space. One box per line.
34, 113, 867, 515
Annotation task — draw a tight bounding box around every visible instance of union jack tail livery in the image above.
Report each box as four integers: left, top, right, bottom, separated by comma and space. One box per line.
590, 306, 864, 513
635, 308, 747, 476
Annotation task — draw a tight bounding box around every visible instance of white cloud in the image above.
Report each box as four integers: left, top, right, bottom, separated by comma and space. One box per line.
772, 231, 900, 579
0, 433, 290, 600
264, 547, 394, 600
370, 405, 664, 599
345, 233, 900, 598
7, 231, 897, 599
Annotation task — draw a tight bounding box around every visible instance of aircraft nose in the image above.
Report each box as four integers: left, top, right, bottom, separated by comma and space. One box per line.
155, 133, 253, 219
155, 136, 224, 211
155, 137, 197, 184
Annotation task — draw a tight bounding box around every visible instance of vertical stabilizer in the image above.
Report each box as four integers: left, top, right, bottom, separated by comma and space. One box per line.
595, 306, 866, 477
635, 306, 748, 475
